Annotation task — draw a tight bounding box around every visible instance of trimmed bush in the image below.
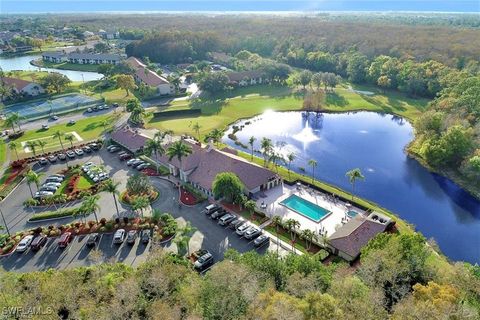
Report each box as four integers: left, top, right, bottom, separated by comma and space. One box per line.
29, 207, 84, 222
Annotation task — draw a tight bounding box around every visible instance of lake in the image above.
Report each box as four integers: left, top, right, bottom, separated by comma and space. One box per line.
223, 111, 480, 263
0, 54, 103, 82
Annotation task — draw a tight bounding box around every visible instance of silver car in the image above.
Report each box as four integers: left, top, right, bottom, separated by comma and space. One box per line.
235, 223, 250, 236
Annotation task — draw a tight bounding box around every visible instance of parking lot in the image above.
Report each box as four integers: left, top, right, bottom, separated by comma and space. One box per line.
0, 144, 288, 272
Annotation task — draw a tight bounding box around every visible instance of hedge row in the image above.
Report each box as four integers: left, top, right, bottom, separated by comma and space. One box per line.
153, 108, 201, 118
29, 207, 85, 222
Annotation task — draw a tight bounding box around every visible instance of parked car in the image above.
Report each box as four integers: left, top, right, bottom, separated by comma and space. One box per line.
109, 146, 121, 153
211, 209, 228, 220
111, 103, 119, 108
89, 143, 100, 150
113, 229, 126, 244
229, 219, 244, 229
86, 108, 93, 113
16, 235, 34, 253
253, 235, 269, 247
119, 153, 132, 161
51, 115, 59, 120
66, 150, 75, 158
218, 213, 236, 226
92, 106, 98, 111
202, 204, 220, 215
43, 182, 61, 188
131, 161, 145, 168
83, 146, 92, 153
86, 233, 99, 247
41, 124, 49, 130
58, 232, 72, 248
50, 174, 65, 179
47, 155, 57, 162
126, 230, 137, 245
68, 120, 76, 125
194, 251, 214, 271
31, 234, 48, 251
58, 153, 66, 160
46, 176, 63, 182
127, 158, 141, 166
40, 185, 57, 193
74, 149, 84, 156
38, 157, 48, 165
82, 162, 94, 171
141, 230, 150, 244
244, 227, 261, 240
236, 223, 250, 236
136, 163, 150, 170
34, 191, 54, 199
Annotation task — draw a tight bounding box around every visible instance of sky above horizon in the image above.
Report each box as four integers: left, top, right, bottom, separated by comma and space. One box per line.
1, 1, 479, 14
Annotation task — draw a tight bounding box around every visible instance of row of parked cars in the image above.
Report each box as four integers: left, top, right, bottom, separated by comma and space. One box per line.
86, 103, 117, 113
38, 143, 101, 166
34, 173, 65, 199
202, 203, 270, 247
16, 231, 73, 253
106, 144, 152, 171
82, 162, 109, 183
113, 228, 150, 245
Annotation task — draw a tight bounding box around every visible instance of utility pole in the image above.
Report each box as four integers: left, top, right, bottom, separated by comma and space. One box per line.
0, 206, 11, 237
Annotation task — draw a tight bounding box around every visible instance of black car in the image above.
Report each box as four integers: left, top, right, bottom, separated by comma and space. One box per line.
211, 209, 228, 220
141, 230, 150, 244
86, 233, 99, 247
253, 235, 269, 247
31, 234, 48, 251
228, 218, 243, 229
89, 143, 100, 150
194, 252, 214, 271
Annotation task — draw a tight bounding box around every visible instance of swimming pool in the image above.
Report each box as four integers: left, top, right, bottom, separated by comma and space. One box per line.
280, 194, 331, 222
347, 210, 359, 218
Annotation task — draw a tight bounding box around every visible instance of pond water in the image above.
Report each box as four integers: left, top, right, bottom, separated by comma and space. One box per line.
0, 54, 103, 81
223, 111, 480, 264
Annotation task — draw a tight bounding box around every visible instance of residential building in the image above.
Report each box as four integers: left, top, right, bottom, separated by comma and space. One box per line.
110, 126, 149, 154
1, 77, 45, 100
126, 57, 174, 96
157, 139, 282, 197
42, 51, 122, 65
226, 70, 269, 87
326, 212, 394, 262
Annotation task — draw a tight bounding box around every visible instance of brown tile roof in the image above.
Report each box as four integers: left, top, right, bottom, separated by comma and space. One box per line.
328, 215, 388, 259
226, 70, 266, 83
158, 141, 277, 191
126, 57, 170, 87
111, 127, 149, 153
2, 77, 35, 91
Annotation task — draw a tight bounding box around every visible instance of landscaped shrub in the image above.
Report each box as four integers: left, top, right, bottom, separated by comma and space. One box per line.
28, 208, 83, 221
100, 218, 107, 225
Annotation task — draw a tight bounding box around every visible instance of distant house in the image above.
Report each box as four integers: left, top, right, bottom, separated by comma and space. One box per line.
110, 126, 149, 154
156, 139, 282, 197
326, 212, 394, 262
226, 70, 268, 87
42, 51, 122, 65
1, 77, 45, 100
126, 57, 174, 96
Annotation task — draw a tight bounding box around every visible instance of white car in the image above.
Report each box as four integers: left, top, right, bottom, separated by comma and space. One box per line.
74, 149, 84, 156
43, 182, 61, 188
16, 235, 34, 253
236, 223, 250, 236
114, 229, 126, 244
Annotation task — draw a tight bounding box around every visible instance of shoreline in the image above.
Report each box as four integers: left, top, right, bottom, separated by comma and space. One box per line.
30, 58, 101, 73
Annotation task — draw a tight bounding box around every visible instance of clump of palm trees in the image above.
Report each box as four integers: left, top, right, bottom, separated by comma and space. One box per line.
166, 140, 193, 203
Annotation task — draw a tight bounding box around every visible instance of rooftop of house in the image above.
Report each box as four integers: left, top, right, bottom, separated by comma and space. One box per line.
158, 140, 277, 191
126, 56, 170, 87
226, 70, 266, 82
2, 77, 39, 91
328, 212, 392, 259
111, 126, 150, 153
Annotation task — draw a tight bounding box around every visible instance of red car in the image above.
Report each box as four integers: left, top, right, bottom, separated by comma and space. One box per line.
58, 232, 72, 248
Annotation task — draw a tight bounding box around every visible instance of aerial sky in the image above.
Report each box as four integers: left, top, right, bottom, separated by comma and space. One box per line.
1, 0, 479, 13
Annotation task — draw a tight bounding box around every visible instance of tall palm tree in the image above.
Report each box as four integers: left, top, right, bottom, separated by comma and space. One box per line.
271, 215, 283, 255
179, 221, 196, 255
8, 141, 19, 160
37, 140, 47, 155
102, 179, 121, 216
205, 129, 223, 147
192, 122, 201, 141
286, 152, 296, 178
260, 137, 273, 167
25, 170, 43, 197
144, 137, 165, 174
167, 141, 192, 202
248, 136, 256, 161
26, 141, 38, 157
346, 168, 365, 200
131, 195, 150, 217
64, 134, 74, 148
4, 113, 18, 133
308, 159, 318, 184
300, 229, 317, 251
82, 195, 101, 223
284, 218, 300, 251
53, 130, 69, 167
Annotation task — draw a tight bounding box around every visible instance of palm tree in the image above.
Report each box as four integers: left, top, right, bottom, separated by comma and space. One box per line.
82, 195, 101, 223
308, 159, 318, 184
260, 137, 273, 167
37, 140, 47, 155
25, 170, 43, 197
53, 130, 69, 167
131, 195, 150, 217
4, 112, 25, 133
284, 218, 300, 251
271, 215, 282, 255
178, 222, 196, 255
8, 141, 19, 160
300, 229, 317, 251
192, 122, 201, 141
244, 200, 257, 220
248, 136, 256, 161
25, 141, 38, 157
102, 179, 121, 216
144, 137, 165, 174
346, 168, 365, 200
205, 129, 223, 147
166, 141, 193, 203
286, 152, 296, 178
64, 134, 74, 148
129, 104, 146, 124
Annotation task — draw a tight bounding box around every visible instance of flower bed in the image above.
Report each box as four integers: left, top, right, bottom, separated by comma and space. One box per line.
120, 189, 159, 205
0, 164, 29, 200
142, 168, 160, 176
28, 207, 86, 222
180, 187, 199, 205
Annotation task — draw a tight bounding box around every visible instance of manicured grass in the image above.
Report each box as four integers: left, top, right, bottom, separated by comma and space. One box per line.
77, 176, 93, 190
147, 84, 428, 137
13, 113, 119, 156
3, 70, 50, 82
0, 140, 6, 164
36, 60, 100, 72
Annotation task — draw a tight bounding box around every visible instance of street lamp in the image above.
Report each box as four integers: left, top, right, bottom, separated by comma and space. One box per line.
0, 206, 11, 237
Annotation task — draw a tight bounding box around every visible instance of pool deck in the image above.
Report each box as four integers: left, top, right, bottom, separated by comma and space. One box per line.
255, 183, 367, 237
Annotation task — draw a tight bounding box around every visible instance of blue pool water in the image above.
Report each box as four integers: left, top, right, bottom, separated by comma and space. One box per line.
347, 210, 359, 218
280, 195, 331, 222
223, 111, 480, 263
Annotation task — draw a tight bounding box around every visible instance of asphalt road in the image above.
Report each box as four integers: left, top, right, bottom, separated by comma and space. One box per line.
0, 148, 287, 272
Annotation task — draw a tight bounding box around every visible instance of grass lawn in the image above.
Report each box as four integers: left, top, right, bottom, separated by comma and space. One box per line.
37, 60, 100, 72
77, 175, 93, 190
13, 113, 120, 156
3, 70, 50, 82
146, 84, 428, 137
0, 140, 6, 164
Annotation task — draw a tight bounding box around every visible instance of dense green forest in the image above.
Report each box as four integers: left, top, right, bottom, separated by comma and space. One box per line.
1, 233, 479, 320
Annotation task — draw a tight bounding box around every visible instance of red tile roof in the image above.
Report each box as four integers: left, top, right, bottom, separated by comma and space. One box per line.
2, 77, 35, 91
111, 127, 149, 153
126, 57, 170, 87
